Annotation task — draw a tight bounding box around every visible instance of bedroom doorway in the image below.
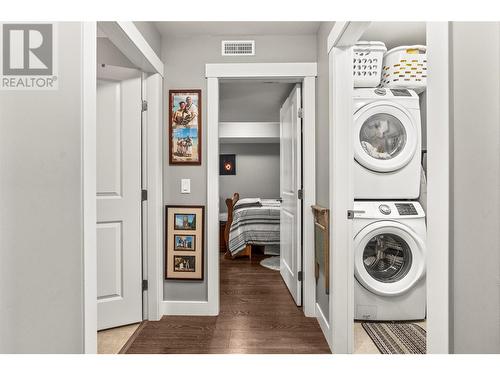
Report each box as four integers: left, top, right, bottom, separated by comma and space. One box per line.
218, 80, 302, 303
206, 62, 319, 324
210, 71, 327, 352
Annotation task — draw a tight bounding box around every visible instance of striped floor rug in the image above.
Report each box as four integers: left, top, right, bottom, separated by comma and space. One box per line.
361, 322, 426, 354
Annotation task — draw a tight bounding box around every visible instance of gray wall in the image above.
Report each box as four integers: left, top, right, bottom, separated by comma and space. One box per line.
220, 81, 294, 122
219, 143, 280, 212
97, 37, 135, 68
162, 33, 317, 301
315, 22, 334, 321
133, 22, 162, 57
360, 22, 426, 50
0, 23, 84, 353
450, 22, 500, 354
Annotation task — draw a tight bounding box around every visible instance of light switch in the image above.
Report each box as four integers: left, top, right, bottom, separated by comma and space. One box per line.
181, 179, 191, 194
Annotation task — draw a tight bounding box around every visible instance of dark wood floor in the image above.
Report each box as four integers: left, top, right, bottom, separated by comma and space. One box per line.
123, 254, 331, 354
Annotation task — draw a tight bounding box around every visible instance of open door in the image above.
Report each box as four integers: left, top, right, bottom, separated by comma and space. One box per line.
280, 84, 303, 306
96, 65, 143, 330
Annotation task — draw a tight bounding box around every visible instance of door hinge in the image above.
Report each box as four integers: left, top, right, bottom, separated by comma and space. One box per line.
141, 189, 148, 202
142, 279, 148, 291
298, 189, 304, 200
298, 271, 303, 282
142, 100, 148, 112
298, 108, 304, 118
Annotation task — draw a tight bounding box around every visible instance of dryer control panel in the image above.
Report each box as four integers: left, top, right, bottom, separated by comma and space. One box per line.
390, 88, 412, 97
353, 201, 425, 219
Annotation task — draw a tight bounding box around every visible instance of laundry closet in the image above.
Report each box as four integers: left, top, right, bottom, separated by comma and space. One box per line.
349, 22, 428, 354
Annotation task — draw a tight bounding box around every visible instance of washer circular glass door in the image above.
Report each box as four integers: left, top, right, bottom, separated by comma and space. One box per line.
354, 101, 417, 173
354, 221, 425, 296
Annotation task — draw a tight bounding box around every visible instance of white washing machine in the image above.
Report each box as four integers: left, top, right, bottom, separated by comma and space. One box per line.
353, 88, 422, 199
353, 201, 426, 321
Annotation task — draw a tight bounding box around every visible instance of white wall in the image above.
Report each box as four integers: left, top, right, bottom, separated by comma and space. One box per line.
219, 143, 280, 212
0, 22, 85, 353
450, 22, 500, 354
162, 33, 317, 302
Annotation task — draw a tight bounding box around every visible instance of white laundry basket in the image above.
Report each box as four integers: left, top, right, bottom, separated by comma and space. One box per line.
353, 41, 387, 88
381, 45, 427, 93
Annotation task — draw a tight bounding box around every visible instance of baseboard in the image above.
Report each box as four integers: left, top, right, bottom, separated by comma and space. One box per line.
160, 300, 215, 316
316, 302, 333, 350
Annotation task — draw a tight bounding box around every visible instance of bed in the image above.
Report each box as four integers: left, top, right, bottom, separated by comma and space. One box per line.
224, 193, 281, 259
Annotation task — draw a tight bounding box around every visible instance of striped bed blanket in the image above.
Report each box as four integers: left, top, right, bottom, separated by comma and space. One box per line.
228, 198, 281, 255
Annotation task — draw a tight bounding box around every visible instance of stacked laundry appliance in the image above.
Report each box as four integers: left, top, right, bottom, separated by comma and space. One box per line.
352, 42, 427, 321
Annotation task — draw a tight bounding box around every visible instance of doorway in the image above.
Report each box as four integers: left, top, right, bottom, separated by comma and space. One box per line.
218, 79, 302, 302
205, 63, 319, 328
82, 22, 164, 353
327, 22, 450, 354
201, 63, 329, 352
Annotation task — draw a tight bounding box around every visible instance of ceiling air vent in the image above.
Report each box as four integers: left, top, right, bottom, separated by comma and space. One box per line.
222, 40, 255, 56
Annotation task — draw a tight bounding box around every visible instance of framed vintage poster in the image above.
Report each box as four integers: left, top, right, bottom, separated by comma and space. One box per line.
169, 89, 202, 165
165, 205, 204, 280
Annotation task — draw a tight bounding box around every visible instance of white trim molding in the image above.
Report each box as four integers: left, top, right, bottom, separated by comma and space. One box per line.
145, 73, 164, 322
328, 46, 355, 354
219, 122, 279, 143
206, 76, 220, 316
161, 301, 212, 316
315, 303, 331, 348
327, 22, 371, 53
82, 21, 97, 354
302, 76, 316, 317
204, 63, 317, 322
206, 63, 317, 79
426, 21, 450, 354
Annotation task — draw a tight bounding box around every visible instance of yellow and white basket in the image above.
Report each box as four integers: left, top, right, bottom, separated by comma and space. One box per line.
380, 45, 427, 93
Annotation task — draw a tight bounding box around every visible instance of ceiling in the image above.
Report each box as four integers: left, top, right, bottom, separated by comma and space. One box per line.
154, 21, 321, 37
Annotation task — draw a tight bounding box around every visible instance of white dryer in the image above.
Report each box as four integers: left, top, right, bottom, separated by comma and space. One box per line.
353, 201, 426, 321
353, 88, 422, 199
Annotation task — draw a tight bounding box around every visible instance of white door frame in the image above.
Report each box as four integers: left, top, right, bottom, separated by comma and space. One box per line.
82, 21, 164, 354
205, 63, 317, 318
327, 21, 450, 354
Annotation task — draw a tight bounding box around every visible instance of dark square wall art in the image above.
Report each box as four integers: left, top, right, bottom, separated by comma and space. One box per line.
219, 154, 236, 175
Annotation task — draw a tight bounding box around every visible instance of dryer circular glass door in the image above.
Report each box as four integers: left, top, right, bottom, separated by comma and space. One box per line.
354, 221, 425, 296
354, 101, 417, 173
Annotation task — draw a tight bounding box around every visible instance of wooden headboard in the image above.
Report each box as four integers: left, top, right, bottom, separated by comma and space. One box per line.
224, 192, 239, 249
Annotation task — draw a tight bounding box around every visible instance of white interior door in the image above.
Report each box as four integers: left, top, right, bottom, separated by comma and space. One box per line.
280, 84, 302, 306
96, 66, 142, 330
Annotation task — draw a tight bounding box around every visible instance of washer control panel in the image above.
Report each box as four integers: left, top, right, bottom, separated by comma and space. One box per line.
378, 204, 391, 215
395, 203, 418, 215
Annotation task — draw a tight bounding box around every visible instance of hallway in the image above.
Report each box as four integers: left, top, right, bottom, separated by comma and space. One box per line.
122, 254, 330, 354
